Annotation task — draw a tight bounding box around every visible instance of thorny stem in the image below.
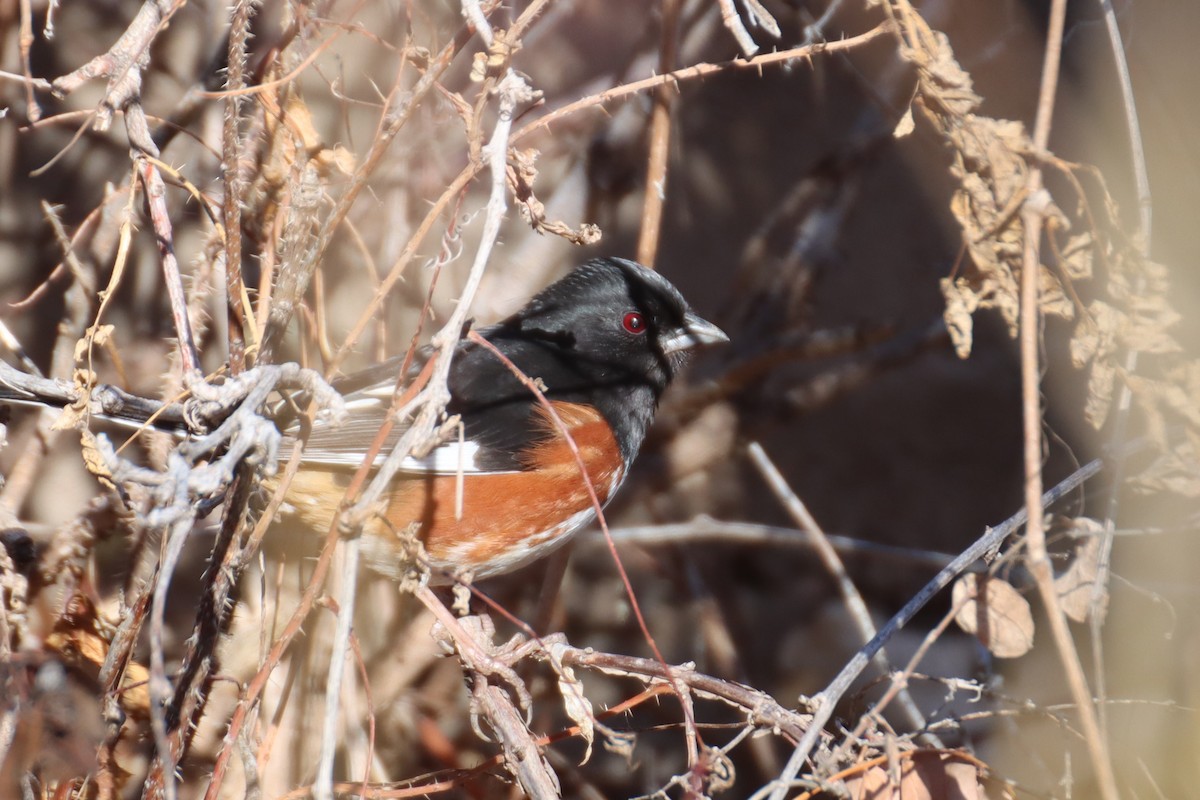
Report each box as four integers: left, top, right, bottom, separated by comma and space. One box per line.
138, 157, 201, 375
311, 68, 538, 800
312, 535, 362, 800
325, 0, 560, 375
324, 24, 887, 381
221, 0, 259, 374
148, 515, 191, 800
518, 26, 889, 140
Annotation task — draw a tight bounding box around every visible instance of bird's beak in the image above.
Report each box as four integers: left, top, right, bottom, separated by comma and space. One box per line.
660, 312, 729, 354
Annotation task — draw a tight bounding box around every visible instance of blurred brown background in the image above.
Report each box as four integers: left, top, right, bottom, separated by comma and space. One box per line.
1, 0, 1197, 797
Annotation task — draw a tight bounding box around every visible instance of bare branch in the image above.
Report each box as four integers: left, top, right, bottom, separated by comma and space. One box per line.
760, 455, 1109, 800
1018, 2, 1119, 797
748, 443, 934, 744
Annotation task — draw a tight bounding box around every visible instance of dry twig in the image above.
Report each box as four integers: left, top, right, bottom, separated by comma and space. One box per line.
1017, 2, 1118, 797
759, 454, 1109, 800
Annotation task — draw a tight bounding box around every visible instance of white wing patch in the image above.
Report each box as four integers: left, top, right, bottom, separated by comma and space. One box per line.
298, 436, 518, 475
341, 397, 388, 412
362, 383, 398, 400
403, 439, 490, 474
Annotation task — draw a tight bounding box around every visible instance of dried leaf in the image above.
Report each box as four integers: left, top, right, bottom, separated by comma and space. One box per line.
45, 594, 151, 720
1059, 233, 1095, 280
281, 95, 356, 177
1124, 372, 1172, 449
894, 105, 915, 138
74, 323, 114, 362
1121, 310, 1182, 355
1111, 258, 1171, 305
1070, 301, 1121, 368
984, 267, 1021, 335
1133, 439, 1200, 497
906, 31, 979, 117
1038, 268, 1074, 320
1083, 357, 1118, 429
953, 574, 1034, 658
941, 277, 977, 359
1142, 372, 1198, 425
48, 374, 92, 432
549, 642, 595, 764
470, 35, 518, 82
78, 430, 117, 490
1161, 361, 1200, 428
905, 6, 1059, 371
314, 145, 356, 178
508, 148, 602, 245
1055, 519, 1108, 623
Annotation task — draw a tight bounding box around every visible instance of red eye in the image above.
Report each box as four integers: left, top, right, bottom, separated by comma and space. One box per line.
622, 312, 646, 334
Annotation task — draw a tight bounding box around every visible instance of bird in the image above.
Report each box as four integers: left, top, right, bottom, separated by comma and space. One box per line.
280, 257, 727, 582
0, 257, 727, 583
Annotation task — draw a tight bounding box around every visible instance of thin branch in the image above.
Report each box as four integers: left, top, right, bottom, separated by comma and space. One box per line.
323, 24, 887, 382
635, 0, 681, 267
276, 657, 812, 799
718, 0, 759, 56
312, 541, 362, 800
518, 25, 891, 139
268, 2, 504, 366
221, 0, 258, 374
0, 202, 95, 512
17, 0, 42, 120
461, 0, 495, 47
1097, 1, 1151, 248
600, 518, 959, 570
0, 361, 185, 429
50, 0, 187, 130
467, 330, 705, 772
1091, 0, 1154, 737
0, 67, 51, 92
311, 67, 539, 800
1019, 1, 1119, 797
324, 0, 561, 374
138, 155, 201, 375
747, 443, 933, 743
835, 600, 963, 759
117, 365, 342, 800
147, 513, 193, 800
557, 648, 812, 741
760, 455, 1108, 800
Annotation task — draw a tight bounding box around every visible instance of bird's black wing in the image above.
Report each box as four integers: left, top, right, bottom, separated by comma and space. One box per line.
294, 326, 611, 473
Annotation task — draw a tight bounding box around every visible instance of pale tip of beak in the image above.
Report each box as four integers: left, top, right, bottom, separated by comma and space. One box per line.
661, 313, 729, 354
